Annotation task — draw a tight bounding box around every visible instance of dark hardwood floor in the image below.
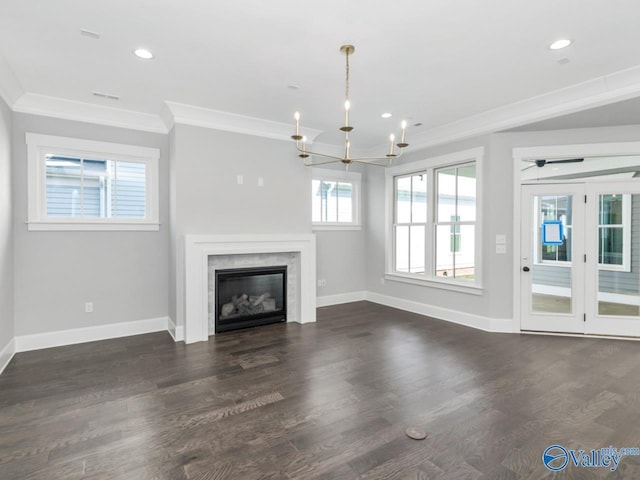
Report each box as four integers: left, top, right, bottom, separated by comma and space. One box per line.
1, 301, 640, 479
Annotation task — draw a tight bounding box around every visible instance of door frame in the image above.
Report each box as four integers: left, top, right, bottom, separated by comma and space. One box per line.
512, 141, 640, 334
520, 183, 586, 333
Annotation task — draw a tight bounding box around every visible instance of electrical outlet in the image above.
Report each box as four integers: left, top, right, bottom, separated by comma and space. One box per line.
237, 175, 244, 185
258, 177, 264, 187
317, 279, 327, 287
85, 302, 93, 313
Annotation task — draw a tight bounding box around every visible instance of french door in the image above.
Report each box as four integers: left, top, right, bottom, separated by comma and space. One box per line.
521, 182, 640, 336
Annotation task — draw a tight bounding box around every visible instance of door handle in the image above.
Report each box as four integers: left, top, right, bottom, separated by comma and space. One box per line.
522, 266, 530, 272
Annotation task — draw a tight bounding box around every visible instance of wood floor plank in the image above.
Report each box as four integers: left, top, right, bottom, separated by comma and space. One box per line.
1, 301, 640, 479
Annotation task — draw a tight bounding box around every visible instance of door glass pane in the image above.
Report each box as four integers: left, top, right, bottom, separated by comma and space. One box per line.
532, 195, 572, 314
598, 193, 639, 316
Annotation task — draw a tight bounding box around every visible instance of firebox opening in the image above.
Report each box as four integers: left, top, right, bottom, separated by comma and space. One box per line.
215, 266, 287, 333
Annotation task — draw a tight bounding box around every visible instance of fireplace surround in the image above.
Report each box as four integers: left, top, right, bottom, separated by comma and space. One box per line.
182, 234, 316, 343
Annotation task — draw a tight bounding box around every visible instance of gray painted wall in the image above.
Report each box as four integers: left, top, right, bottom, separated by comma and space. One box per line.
169, 124, 314, 326
364, 135, 510, 319
0, 97, 13, 350
12, 113, 170, 336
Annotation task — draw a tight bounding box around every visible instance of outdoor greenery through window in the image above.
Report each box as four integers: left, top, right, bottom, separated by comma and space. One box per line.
435, 164, 476, 280
45, 156, 146, 219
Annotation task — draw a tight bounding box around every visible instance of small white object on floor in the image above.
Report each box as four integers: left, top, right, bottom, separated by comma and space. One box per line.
405, 427, 428, 440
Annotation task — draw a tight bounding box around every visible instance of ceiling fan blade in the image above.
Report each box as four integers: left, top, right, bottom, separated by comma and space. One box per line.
545, 158, 584, 165
522, 164, 537, 171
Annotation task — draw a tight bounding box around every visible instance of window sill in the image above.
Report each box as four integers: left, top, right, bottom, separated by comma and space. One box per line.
312, 224, 362, 232
27, 221, 160, 232
384, 273, 483, 295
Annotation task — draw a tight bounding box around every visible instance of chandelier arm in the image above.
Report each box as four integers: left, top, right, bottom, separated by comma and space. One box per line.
303, 159, 342, 167
295, 144, 344, 161
351, 160, 389, 167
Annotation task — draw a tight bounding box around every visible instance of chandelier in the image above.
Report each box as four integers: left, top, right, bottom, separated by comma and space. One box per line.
291, 45, 409, 167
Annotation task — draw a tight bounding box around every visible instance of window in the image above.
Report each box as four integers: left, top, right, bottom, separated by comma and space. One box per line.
386, 148, 483, 292
26, 133, 160, 231
598, 194, 631, 271
435, 164, 476, 280
312, 169, 361, 230
394, 173, 426, 273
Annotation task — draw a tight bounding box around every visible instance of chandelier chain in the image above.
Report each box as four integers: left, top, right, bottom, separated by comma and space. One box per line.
345, 49, 350, 101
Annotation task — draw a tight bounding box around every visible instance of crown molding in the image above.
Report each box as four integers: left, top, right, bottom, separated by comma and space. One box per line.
0, 55, 24, 108
164, 100, 323, 144
364, 64, 640, 156
12, 93, 168, 134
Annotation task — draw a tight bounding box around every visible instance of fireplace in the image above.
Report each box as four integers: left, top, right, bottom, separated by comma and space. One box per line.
215, 266, 287, 333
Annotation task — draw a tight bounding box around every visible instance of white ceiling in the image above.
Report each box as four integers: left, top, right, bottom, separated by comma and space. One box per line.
1, 0, 640, 147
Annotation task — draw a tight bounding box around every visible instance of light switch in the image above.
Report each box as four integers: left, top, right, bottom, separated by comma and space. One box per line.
237, 175, 244, 185
496, 244, 507, 254
496, 234, 506, 245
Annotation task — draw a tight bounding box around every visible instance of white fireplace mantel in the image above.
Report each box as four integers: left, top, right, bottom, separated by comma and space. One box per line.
183, 234, 316, 343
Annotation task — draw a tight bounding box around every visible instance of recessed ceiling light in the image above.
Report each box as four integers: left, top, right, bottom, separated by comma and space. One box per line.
134, 48, 154, 60
549, 39, 572, 50
381, 112, 392, 119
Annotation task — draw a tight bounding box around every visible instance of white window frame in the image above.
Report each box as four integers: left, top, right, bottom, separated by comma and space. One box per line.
26, 133, 160, 231
311, 168, 362, 231
385, 147, 483, 295
597, 193, 631, 272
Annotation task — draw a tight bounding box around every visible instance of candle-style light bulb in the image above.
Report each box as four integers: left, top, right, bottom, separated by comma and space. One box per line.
299, 135, 309, 158
291, 111, 304, 141
346, 139, 351, 159
388, 133, 395, 155
397, 120, 409, 148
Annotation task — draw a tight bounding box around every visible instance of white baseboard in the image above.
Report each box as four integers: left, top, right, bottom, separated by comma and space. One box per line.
15, 317, 169, 353
0, 338, 16, 375
364, 291, 514, 333
317, 291, 367, 307
167, 318, 185, 342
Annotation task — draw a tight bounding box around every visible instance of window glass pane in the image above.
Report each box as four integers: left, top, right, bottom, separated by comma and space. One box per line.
599, 227, 623, 265
437, 168, 456, 222
411, 174, 427, 223
457, 164, 476, 222
435, 225, 453, 278
312, 179, 321, 222
337, 182, 353, 222
600, 194, 623, 225
395, 225, 409, 273
396, 176, 412, 223
454, 225, 475, 281
45, 156, 82, 217
409, 225, 425, 274
83, 159, 109, 218
112, 161, 146, 218
324, 181, 338, 222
